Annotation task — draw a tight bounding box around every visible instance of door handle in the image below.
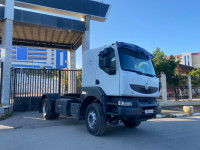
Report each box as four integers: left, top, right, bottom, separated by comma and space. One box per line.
96, 79, 100, 85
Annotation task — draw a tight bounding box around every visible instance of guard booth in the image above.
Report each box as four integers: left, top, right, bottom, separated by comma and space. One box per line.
0, 0, 111, 110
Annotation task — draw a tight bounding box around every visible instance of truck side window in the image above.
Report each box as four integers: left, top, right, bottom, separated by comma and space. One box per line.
99, 49, 116, 75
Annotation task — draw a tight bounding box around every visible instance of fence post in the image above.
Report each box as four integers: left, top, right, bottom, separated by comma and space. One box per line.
187, 75, 192, 101
1, 0, 15, 106
161, 73, 168, 102
0, 62, 3, 105
13, 68, 16, 98
58, 70, 61, 95
68, 51, 76, 93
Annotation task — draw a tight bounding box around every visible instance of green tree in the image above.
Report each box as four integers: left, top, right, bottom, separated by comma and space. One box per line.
40, 66, 47, 69
189, 68, 200, 96
77, 69, 82, 89
152, 48, 178, 76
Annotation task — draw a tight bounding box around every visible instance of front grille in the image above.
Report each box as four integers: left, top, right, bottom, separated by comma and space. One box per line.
138, 98, 152, 103
139, 88, 154, 94
130, 84, 158, 94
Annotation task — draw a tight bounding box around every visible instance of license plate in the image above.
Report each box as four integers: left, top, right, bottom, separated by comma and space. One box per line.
145, 109, 154, 114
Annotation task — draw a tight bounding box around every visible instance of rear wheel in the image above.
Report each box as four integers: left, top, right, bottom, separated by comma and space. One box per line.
85, 103, 107, 136
122, 119, 141, 128
42, 98, 59, 119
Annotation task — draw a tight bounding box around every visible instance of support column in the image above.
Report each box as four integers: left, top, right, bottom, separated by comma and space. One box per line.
68, 50, 76, 93
187, 75, 192, 101
82, 15, 90, 59
161, 73, 168, 102
1, 0, 14, 105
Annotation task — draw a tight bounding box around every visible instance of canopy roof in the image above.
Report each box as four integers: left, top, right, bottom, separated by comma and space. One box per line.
0, 0, 111, 50
0, 0, 111, 22
0, 6, 85, 50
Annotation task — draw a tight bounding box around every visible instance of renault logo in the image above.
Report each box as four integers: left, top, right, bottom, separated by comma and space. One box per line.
145, 83, 149, 90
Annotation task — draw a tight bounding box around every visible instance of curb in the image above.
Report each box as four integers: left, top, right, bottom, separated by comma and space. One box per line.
0, 105, 12, 114
156, 113, 200, 118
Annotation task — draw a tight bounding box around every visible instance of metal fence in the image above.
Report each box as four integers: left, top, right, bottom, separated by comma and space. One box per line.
10, 68, 82, 111
166, 75, 189, 101
0, 62, 3, 105
191, 76, 200, 99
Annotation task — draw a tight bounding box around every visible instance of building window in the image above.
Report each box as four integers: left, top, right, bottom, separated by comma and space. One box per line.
17, 47, 28, 61
28, 58, 47, 60
28, 53, 47, 56
184, 56, 186, 65
60, 52, 64, 66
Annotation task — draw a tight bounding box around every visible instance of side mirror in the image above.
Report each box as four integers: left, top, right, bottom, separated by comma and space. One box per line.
103, 56, 111, 68
103, 47, 112, 56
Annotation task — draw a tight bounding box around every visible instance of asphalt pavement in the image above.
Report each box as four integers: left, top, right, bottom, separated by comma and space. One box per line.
0, 112, 200, 150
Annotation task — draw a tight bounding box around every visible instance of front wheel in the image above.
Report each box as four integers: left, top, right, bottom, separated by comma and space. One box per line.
122, 119, 141, 128
85, 103, 107, 136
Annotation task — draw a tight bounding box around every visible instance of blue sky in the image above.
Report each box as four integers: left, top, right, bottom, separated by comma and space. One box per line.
76, 0, 200, 68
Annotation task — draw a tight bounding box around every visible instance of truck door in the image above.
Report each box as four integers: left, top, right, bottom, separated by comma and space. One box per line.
95, 47, 119, 96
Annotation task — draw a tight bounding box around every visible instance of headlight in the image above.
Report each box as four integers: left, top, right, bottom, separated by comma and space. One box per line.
118, 101, 133, 106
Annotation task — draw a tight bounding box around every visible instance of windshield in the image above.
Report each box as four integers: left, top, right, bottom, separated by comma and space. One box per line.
118, 48, 155, 76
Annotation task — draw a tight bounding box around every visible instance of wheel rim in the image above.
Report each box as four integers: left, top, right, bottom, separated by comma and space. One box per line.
42, 103, 47, 116
88, 111, 97, 129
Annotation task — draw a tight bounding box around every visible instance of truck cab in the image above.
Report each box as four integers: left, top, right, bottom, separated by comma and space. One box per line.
40, 42, 161, 136
83, 42, 160, 98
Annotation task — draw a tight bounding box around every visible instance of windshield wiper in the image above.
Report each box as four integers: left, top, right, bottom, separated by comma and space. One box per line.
124, 69, 144, 75
133, 70, 144, 75
124, 69, 155, 77
142, 73, 155, 77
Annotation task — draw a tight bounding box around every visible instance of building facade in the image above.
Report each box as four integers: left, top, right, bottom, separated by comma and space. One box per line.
173, 52, 200, 68
0, 46, 68, 69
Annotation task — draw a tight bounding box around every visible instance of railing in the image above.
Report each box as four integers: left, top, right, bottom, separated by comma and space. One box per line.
166, 75, 189, 101
191, 76, 200, 99
10, 68, 82, 99
0, 62, 3, 105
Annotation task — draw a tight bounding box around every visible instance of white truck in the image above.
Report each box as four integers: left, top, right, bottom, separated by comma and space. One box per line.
39, 42, 161, 136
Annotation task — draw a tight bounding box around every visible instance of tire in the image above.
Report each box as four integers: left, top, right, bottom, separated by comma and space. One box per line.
122, 119, 141, 128
42, 98, 59, 120
85, 103, 107, 136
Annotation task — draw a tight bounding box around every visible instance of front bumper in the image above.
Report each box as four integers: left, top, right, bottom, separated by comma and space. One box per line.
118, 105, 161, 120
106, 97, 161, 121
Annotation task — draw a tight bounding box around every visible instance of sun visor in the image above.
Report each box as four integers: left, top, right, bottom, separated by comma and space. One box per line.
116, 42, 155, 59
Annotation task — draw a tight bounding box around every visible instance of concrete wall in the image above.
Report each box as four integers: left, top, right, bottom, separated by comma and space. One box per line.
159, 73, 200, 106
192, 54, 200, 68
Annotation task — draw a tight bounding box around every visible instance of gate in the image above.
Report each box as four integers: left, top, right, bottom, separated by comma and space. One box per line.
10, 68, 82, 111
0, 62, 3, 105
